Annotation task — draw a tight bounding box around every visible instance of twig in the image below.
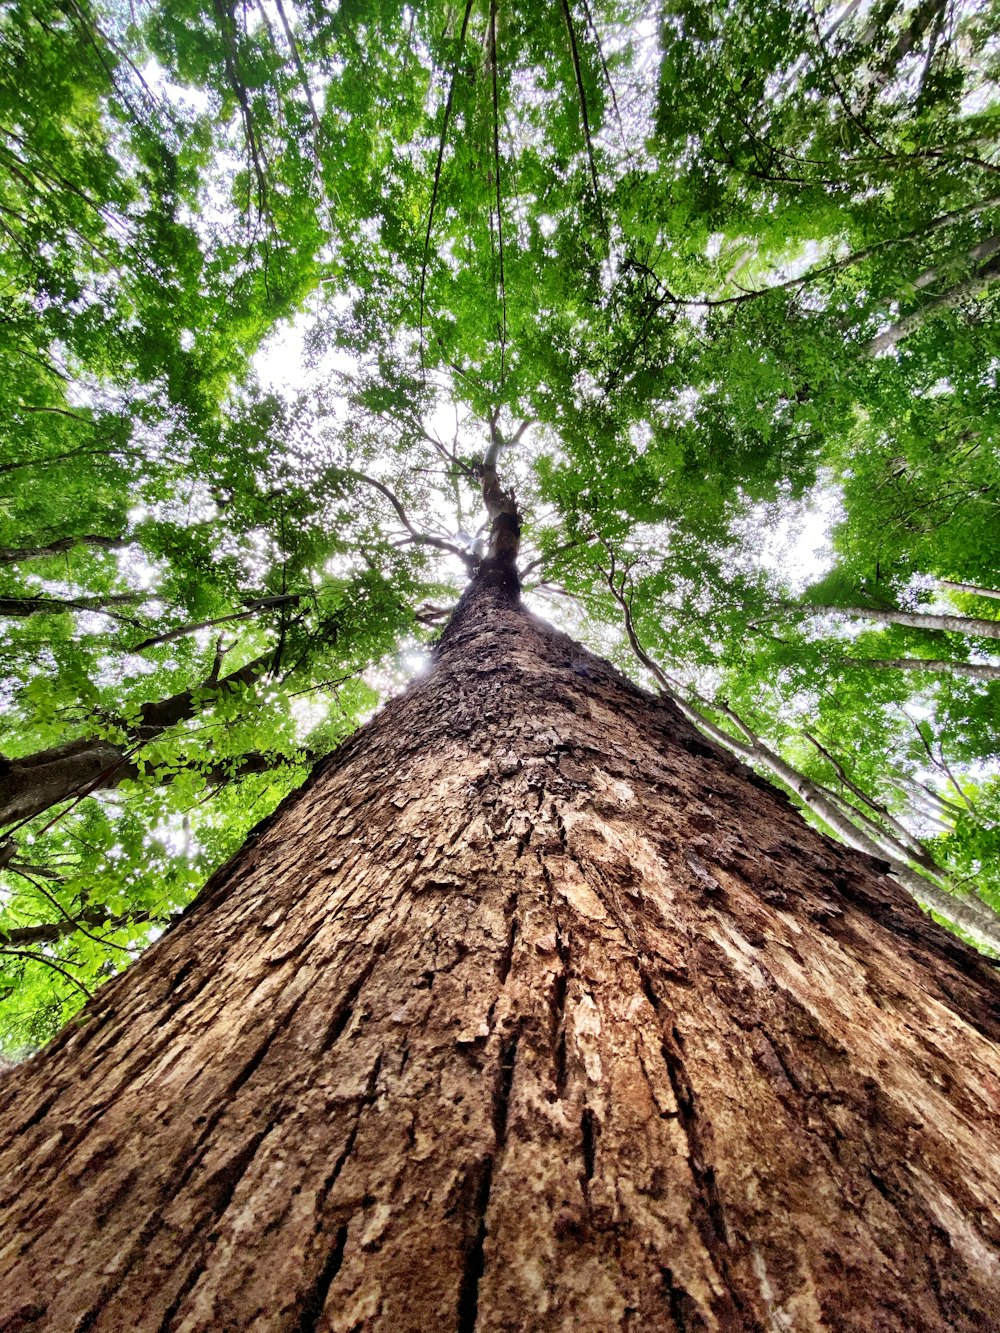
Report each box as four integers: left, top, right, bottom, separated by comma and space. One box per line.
9, 868, 133, 954
419, 0, 476, 370
0, 948, 93, 998
560, 0, 604, 226
489, 0, 508, 384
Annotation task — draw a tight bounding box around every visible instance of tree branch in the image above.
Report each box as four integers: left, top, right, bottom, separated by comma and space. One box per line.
418, 0, 476, 366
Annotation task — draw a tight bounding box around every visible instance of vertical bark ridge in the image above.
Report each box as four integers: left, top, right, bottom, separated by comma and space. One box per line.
0, 575, 998, 1330
456, 1030, 518, 1333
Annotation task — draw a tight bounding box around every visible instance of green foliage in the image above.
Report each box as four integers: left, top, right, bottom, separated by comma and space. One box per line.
2, 0, 1000, 1050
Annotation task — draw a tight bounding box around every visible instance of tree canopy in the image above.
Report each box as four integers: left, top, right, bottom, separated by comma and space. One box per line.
1, 0, 999, 1053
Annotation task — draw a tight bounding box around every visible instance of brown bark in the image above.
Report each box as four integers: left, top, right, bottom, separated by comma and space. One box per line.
0, 592, 141, 621
1, 565, 1000, 1331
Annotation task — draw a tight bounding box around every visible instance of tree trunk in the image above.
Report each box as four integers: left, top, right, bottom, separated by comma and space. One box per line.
839, 654, 1000, 681
0, 741, 283, 830
0, 592, 142, 621
866, 252, 1000, 355
0, 535, 126, 565
0, 739, 130, 828
1, 564, 1000, 1332
808, 603, 1000, 639
938, 579, 1000, 602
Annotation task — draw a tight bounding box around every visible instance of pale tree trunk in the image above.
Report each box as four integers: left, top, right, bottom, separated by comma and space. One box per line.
913, 235, 1000, 291
608, 579, 1000, 953
867, 252, 1000, 355
668, 691, 1000, 953
938, 579, 1000, 602
808, 602, 1000, 639
1, 564, 1000, 1331
838, 654, 1000, 681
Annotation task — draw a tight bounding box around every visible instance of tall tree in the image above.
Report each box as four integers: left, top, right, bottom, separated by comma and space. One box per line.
1, 518, 999, 1329
1, 0, 999, 1108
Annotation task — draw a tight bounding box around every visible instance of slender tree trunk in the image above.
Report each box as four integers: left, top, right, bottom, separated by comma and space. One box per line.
1, 565, 999, 1331
610, 586, 1000, 952
0, 592, 141, 620
938, 579, 1000, 602
839, 654, 1000, 681
867, 252, 1000, 354
913, 234, 1000, 291
808, 603, 1000, 639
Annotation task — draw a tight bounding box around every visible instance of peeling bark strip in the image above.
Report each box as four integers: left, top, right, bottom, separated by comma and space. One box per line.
1, 568, 1000, 1331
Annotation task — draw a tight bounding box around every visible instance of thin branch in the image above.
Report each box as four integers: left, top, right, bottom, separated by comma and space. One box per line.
344, 470, 476, 567
520, 536, 588, 578
131, 595, 301, 653
901, 709, 976, 815
419, 0, 476, 369
9, 868, 133, 954
0, 948, 93, 998
803, 732, 930, 862
579, 0, 629, 155
213, 0, 271, 220
272, 0, 322, 135
489, 0, 508, 385
560, 0, 604, 225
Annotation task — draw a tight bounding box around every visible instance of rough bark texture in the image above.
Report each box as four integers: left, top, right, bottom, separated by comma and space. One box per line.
1, 566, 1000, 1332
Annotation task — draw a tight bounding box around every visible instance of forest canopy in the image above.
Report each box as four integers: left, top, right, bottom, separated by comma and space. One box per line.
0, 0, 998, 1054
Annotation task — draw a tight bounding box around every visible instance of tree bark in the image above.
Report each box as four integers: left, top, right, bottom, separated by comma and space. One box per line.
808, 602, 1000, 639
867, 252, 1000, 355
0, 742, 283, 831
0, 592, 142, 621
0, 535, 126, 565
0, 738, 130, 829
938, 579, 1000, 602
838, 654, 1000, 681
0, 907, 161, 948
609, 583, 1000, 953
1, 565, 1000, 1331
